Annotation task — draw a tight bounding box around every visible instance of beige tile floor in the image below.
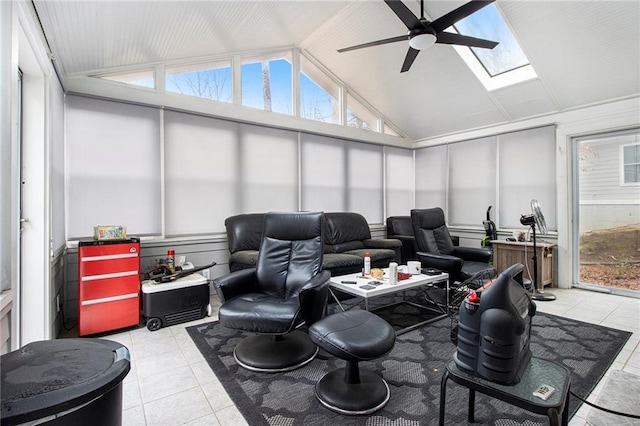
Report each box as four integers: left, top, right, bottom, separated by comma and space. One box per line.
98, 288, 639, 425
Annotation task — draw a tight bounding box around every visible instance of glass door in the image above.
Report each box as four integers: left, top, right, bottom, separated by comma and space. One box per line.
573, 129, 640, 295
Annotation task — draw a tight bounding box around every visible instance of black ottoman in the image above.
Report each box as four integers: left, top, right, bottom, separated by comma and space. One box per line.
309, 310, 396, 415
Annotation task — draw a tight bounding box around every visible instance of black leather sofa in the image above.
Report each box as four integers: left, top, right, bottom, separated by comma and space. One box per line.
225, 213, 264, 272
226, 212, 401, 275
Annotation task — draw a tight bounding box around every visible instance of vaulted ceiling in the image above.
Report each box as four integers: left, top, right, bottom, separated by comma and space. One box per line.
33, 0, 640, 141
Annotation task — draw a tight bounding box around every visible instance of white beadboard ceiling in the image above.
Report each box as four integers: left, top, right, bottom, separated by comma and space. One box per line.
33, 0, 640, 141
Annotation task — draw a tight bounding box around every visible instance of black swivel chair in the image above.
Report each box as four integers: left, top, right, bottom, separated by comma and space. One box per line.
411, 208, 495, 284
214, 211, 331, 373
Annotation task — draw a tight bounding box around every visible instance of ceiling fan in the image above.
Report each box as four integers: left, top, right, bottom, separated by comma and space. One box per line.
338, 0, 499, 73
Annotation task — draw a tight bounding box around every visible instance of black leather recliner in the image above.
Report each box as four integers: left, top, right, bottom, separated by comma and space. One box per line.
411, 208, 494, 284
385, 216, 418, 264
387, 215, 460, 264
214, 211, 331, 373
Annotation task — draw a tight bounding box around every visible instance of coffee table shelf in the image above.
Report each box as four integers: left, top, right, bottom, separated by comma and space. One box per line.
329, 268, 449, 333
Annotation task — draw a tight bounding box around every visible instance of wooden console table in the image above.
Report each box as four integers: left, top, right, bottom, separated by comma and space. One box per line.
491, 240, 555, 288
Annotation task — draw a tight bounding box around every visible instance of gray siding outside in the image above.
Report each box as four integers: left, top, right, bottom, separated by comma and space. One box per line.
579, 132, 640, 232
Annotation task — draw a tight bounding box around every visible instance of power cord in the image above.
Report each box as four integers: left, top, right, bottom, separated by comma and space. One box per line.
60, 303, 77, 332
570, 389, 640, 419
523, 227, 534, 287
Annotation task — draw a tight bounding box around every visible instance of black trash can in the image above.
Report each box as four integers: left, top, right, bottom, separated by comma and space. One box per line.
1, 338, 130, 426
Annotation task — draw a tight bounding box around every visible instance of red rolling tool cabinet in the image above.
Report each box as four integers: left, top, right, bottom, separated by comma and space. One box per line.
78, 238, 141, 336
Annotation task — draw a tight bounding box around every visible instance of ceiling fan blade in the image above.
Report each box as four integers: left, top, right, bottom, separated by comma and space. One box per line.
431, 0, 495, 33
436, 32, 498, 49
400, 47, 419, 73
338, 35, 408, 53
384, 0, 423, 30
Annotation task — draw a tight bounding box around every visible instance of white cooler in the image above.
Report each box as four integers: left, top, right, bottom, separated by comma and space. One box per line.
141, 273, 211, 331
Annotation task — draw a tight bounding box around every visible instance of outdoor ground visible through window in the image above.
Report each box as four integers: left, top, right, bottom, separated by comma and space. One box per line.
580, 224, 640, 291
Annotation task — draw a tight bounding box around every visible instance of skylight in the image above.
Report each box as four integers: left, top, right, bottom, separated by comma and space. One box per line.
450, 3, 536, 90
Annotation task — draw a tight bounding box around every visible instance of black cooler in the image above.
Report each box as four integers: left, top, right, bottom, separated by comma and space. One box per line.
1, 338, 130, 426
141, 272, 211, 331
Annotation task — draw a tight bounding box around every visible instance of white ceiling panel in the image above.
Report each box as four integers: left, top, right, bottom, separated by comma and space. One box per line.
500, 1, 640, 110
32, 1, 640, 141
35, 0, 351, 75
491, 80, 559, 121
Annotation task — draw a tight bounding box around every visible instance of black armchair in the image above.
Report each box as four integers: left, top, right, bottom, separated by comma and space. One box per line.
214, 211, 331, 373
411, 208, 494, 284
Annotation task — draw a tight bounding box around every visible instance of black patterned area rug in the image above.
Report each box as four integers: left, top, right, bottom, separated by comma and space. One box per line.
187, 312, 631, 426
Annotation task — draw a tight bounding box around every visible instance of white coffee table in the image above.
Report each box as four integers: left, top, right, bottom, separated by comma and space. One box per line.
329, 268, 449, 332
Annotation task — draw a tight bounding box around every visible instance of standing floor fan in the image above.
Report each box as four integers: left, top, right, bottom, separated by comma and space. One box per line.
519, 199, 556, 301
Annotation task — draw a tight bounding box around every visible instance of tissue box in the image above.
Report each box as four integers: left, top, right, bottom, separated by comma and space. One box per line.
93, 225, 127, 240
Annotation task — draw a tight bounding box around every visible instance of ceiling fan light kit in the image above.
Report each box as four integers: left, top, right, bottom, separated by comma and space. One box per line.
338, 0, 498, 72
409, 33, 436, 50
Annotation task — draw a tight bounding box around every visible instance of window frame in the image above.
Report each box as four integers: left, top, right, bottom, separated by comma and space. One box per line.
620, 142, 640, 186
86, 48, 407, 140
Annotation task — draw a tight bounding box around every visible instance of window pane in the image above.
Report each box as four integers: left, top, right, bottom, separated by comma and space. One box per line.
577, 130, 640, 291
299, 55, 339, 124
448, 137, 497, 227
623, 144, 640, 163
415, 145, 447, 209
98, 69, 155, 88
386, 147, 414, 217
164, 112, 239, 235
240, 125, 298, 212
384, 125, 400, 137
454, 4, 529, 76
347, 94, 377, 131
624, 164, 640, 183
300, 134, 345, 212
347, 142, 383, 223
499, 126, 556, 230
66, 96, 161, 238
242, 53, 292, 115
166, 61, 232, 103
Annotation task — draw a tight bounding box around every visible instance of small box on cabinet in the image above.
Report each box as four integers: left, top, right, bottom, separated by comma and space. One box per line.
93, 225, 127, 240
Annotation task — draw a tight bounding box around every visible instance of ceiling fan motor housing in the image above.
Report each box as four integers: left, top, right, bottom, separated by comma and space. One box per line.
409, 26, 435, 38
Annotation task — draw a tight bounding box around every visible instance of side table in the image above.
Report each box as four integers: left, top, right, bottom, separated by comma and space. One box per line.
491, 240, 556, 288
439, 357, 571, 426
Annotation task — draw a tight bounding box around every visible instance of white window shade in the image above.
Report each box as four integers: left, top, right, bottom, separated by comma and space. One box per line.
65, 96, 161, 239
164, 112, 240, 235
499, 126, 556, 230
301, 134, 346, 213
386, 147, 414, 217
448, 137, 497, 227
415, 145, 447, 209
347, 142, 383, 223
240, 124, 298, 213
